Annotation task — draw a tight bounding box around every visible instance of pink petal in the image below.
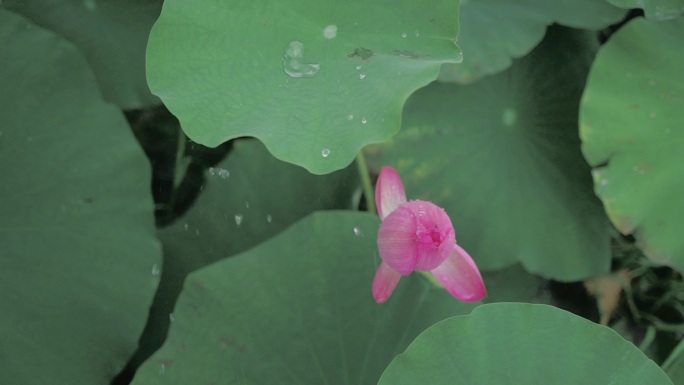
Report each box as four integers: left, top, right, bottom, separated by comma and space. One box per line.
375, 166, 407, 220
431, 244, 487, 302
377, 205, 418, 275
378, 201, 455, 275
372, 262, 402, 303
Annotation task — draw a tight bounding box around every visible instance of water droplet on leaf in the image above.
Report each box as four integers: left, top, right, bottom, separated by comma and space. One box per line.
267, 214, 273, 223
347, 114, 354, 120
235, 214, 243, 226
283, 41, 320, 78
359, 73, 366, 79
361, 118, 367, 124
401, 32, 407, 38
323, 24, 337, 39
151, 264, 160, 276
321, 148, 331, 157
353, 227, 362, 236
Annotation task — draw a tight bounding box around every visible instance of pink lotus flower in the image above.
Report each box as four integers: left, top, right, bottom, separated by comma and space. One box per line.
372, 166, 487, 303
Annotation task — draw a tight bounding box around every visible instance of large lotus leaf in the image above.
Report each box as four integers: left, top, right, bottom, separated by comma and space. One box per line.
147, 0, 463, 174
607, 0, 684, 20
133, 139, 359, 361
0, 10, 160, 385
366, 27, 610, 281
378, 303, 672, 384
438, 0, 626, 83
580, 18, 684, 271
132, 211, 560, 384
2, 0, 162, 109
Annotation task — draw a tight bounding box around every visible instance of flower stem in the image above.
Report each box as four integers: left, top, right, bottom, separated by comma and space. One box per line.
355, 150, 376, 214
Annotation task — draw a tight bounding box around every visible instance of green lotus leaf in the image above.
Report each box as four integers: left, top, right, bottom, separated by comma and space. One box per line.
147, 0, 463, 174
2, 0, 162, 108
580, 18, 684, 271
378, 303, 673, 384
607, 0, 684, 20
438, 0, 626, 83
133, 139, 359, 362
366, 27, 610, 281
0, 10, 160, 384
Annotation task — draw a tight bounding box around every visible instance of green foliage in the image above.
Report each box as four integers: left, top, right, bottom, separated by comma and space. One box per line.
378, 303, 674, 384
581, 18, 684, 271
147, 0, 463, 174
438, 0, 626, 83
0, 10, 161, 384
2, 0, 162, 109
367, 27, 610, 281
2, 0, 684, 384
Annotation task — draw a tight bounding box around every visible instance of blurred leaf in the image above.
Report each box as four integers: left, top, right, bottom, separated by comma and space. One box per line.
132, 212, 478, 385
0, 10, 160, 385
2, 0, 162, 109
607, 0, 684, 20
147, 0, 463, 174
664, 339, 684, 384
438, 0, 626, 83
580, 18, 684, 271
378, 303, 673, 384
367, 27, 610, 280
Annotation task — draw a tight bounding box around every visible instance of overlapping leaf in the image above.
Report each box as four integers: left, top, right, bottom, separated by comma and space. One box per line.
2, 0, 162, 108
378, 303, 673, 384
0, 10, 160, 384
607, 0, 684, 20
367, 27, 610, 280
580, 18, 684, 271
147, 0, 464, 174
439, 0, 625, 83
132, 139, 360, 362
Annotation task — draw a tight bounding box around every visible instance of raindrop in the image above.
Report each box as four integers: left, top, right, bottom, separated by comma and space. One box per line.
235, 214, 243, 226
151, 264, 160, 276
267, 214, 273, 223
347, 114, 354, 120
321, 148, 331, 158
323, 24, 337, 39
361, 117, 367, 124
356, 65, 362, 70
414, 30, 420, 37
160, 363, 165, 374
283, 41, 320, 78
169, 313, 175, 323
183, 223, 189, 231
217, 168, 230, 178
401, 32, 407, 38
208, 167, 215, 176
359, 73, 366, 79
353, 227, 362, 236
